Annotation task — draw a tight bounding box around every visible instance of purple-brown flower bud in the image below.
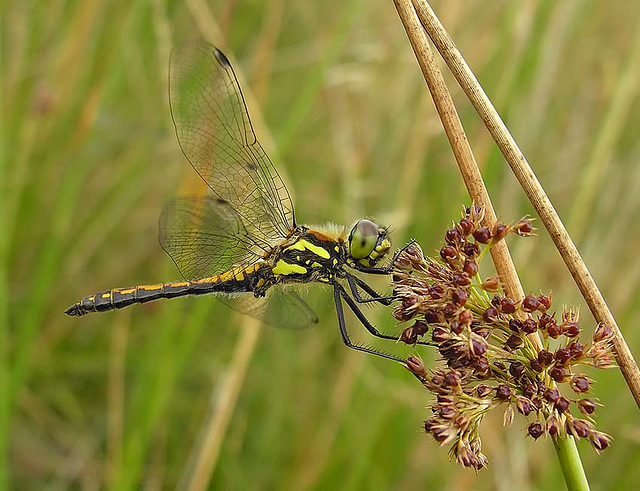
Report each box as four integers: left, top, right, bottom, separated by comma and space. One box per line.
530, 359, 543, 373
528, 422, 544, 439
522, 319, 538, 334
483, 307, 499, 322
458, 309, 473, 326
538, 350, 554, 366
554, 348, 572, 365
547, 321, 562, 338
476, 384, 492, 398
450, 321, 463, 335
590, 431, 612, 451
495, 384, 512, 401
452, 289, 469, 307
432, 426, 453, 443
554, 396, 570, 413
412, 320, 429, 336
522, 294, 541, 313
544, 388, 560, 403
546, 415, 560, 436
593, 324, 614, 343
473, 226, 492, 244
509, 361, 526, 378
440, 245, 458, 263
509, 318, 523, 333
506, 334, 523, 350
566, 418, 592, 439
500, 296, 517, 314
568, 341, 585, 360
401, 327, 418, 345
537, 294, 551, 311
538, 313, 554, 329
443, 371, 462, 387
431, 327, 450, 343
577, 398, 598, 415
463, 260, 478, 277
458, 218, 473, 236
424, 309, 440, 324
493, 223, 508, 241
481, 277, 501, 292
532, 397, 543, 410
423, 419, 437, 433
439, 405, 457, 419
513, 219, 534, 236
549, 366, 566, 382
445, 228, 462, 245
443, 303, 458, 318
469, 332, 487, 357
462, 242, 480, 258
563, 321, 580, 338
402, 296, 418, 311
521, 379, 537, 398
452, 273, 471, 287
406, 356, 427, 378
429, 284, 446, 300
472, 356, 490, 375
516, 396, 534, 416
570, 374, 591, 394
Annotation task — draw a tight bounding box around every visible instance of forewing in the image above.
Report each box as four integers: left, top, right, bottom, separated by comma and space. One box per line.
169, 42, 295, 247
159, 196, 263, 280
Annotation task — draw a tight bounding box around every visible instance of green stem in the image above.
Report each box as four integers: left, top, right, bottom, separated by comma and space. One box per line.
552, 435, 590, 491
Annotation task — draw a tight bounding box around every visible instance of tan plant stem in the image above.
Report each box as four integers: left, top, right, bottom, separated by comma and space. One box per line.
392, 0, 542, 350
408, 0, 640, 410
393, 0, 588, 484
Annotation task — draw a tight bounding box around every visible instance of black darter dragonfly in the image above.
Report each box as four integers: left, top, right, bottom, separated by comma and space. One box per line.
66, 43, 420, 363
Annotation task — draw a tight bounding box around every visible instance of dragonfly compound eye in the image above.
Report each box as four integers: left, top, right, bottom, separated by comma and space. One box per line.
349, 219, 382, 260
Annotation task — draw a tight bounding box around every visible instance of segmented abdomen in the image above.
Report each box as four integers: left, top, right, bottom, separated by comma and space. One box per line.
65, 263, 265, 316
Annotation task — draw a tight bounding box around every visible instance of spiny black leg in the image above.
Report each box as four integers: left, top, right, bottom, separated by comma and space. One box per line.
332, 283, 406, 364
336, 282, 435, 347
346, 273, 395, 306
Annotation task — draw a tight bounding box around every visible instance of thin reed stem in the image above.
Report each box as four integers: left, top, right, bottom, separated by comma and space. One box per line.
393, 0, 589, 485
409, 0, 640, 409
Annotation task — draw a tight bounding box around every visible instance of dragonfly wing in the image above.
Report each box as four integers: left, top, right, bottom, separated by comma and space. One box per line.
159, 195, 263, 279
169, 42, 295, 248
219, 289, 318, 330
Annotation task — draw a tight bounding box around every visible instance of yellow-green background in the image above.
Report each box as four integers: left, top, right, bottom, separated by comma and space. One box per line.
3, 0, 640, 489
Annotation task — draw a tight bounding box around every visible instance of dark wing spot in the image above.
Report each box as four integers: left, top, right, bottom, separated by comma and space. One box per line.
246, 162, 258, 170
213, 48, 231, 67
216, 198, 228, 205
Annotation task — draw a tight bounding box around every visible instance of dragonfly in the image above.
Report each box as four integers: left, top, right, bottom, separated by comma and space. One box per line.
66, 43, 419, 363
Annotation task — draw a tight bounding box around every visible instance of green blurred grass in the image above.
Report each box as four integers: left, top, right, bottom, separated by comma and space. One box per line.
3, 0, 640, 489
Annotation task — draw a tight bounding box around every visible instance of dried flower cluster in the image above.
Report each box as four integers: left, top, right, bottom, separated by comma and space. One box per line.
392, 205, 615, 469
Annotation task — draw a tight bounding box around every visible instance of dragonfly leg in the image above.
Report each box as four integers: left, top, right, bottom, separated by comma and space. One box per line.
334, 282, 436, 348
345, 273, 395, 305
332, 283, 407, 364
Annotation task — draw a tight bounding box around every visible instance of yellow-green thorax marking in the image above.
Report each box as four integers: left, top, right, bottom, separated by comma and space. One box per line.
268, 228, 346, 285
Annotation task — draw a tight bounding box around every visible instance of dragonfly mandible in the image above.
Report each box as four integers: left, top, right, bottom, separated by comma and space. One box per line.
66, 43, 421, 363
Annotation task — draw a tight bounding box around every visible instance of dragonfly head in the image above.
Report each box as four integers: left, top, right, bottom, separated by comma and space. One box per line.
348, 219, 391, 267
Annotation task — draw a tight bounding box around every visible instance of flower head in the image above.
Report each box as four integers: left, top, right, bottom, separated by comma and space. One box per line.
393, 205, 615, 468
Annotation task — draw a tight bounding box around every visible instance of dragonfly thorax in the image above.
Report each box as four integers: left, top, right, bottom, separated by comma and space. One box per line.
347, 219, 391, 268
267, 227, 347, 284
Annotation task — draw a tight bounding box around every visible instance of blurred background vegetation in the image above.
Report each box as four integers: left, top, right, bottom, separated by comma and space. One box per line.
3, 0, 640, 489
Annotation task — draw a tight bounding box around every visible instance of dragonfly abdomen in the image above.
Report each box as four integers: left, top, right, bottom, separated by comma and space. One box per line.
65, 264, 267, 316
